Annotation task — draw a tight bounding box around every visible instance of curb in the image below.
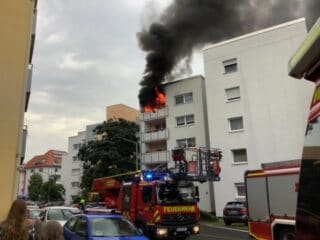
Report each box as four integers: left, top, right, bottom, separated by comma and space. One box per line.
200, 221, 249, 233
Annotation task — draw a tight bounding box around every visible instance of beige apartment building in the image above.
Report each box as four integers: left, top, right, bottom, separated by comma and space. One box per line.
107, 104, 139, 123
0, 0, 37, 220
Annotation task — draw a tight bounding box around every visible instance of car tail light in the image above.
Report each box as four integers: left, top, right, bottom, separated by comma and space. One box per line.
240, 208, 248, 215
223, 208, 228, 215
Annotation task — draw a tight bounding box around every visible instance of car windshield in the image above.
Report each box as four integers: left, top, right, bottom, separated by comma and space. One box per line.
226, 202, 245, 208
91, 218, 140, 237
48, 208, 81, 221
28, 209, 41, 219
157, 181, 197, 205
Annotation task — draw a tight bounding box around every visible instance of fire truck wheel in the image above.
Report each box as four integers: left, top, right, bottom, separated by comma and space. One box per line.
279, 228, 295, 240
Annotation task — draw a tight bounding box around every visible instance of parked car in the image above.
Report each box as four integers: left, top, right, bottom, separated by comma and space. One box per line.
223, 201, 248, 226
84, 208, 119, 215
27, 208, 42, 226
63, 214, 149, 240
39, 206, 82, 226
85, 202, 106, 209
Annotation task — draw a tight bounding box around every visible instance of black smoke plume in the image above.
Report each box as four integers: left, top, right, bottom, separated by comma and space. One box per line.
138, 0, 320, 108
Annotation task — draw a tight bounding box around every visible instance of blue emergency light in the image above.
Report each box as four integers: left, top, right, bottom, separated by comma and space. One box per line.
142, 171, 171, 181
145, 173, 153, 180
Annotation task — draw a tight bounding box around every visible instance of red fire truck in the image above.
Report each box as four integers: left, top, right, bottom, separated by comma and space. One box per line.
245, 160, 300, 240
90, 147, 222, 240
89, 173, 123, 208
288, 16, 320, 240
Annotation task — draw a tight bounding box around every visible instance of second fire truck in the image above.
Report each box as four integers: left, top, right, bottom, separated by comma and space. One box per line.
245, 160, 300, 240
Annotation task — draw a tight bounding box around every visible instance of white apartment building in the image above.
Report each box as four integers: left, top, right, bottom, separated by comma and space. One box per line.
140, 75, 215, 212
19, 150, 66, 197
61, 124, 98, 205
203, 18, 314, 216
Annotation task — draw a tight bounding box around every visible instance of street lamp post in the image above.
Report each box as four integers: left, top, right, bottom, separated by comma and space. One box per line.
117, 137, 139, 171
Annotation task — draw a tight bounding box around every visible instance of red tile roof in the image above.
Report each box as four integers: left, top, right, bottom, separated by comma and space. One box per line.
24, 150, 67, 169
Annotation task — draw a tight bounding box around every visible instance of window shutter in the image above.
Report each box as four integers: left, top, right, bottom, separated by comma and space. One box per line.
226, 87, 240, 100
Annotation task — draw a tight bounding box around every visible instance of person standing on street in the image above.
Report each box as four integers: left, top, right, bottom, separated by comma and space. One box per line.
0, 199, 30, 240
79, 198, 85, 211
37, 221, 63, 240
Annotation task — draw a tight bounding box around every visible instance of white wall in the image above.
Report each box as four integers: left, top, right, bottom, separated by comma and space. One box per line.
164, 76, 214, 212
61, 131, 85, 205
61, 124, 98, 205
204, 19, 314, 216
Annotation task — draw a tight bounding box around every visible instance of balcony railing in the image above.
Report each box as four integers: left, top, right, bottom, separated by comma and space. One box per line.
141, 151, 170, 165
19, 125, 28, 165
140, 107, 168, 121
141, 129, 169, 142
25, 64, 33, 112
32, 9, 37, 36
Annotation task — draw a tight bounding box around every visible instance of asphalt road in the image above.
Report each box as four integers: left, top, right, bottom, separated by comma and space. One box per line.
189, 223, 251, 240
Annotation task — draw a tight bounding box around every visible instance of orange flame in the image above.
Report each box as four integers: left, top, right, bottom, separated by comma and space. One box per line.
144, 88, 166, 113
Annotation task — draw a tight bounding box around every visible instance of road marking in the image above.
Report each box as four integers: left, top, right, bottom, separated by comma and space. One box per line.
197, 233, 246, 240
201, 223, 249, 233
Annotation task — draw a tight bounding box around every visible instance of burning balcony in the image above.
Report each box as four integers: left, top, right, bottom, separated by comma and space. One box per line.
140, 88, 168, 120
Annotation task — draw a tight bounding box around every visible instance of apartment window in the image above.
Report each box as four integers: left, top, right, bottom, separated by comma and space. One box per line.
39, 168, 43, 172
177, 138, 196, 148
31, 169, 34, 173
35, 159, 45, 166
72, 156, 77, 161
225, 87, 240, 101
175, 92, 193, 105
229, 117, 243, 131
176, 116, 185, 126
176, 114, 195, 126
73, 143, 81, 150
235, 183, 245, 197
175, 95, 184, 105
186, 114, 195, 124
71, 182, 80, 188
55, 168, 58, 172
184, 92, 193, 103
223, 58, 238, 73
71, 168, 81, 175
232, 149, 247, 163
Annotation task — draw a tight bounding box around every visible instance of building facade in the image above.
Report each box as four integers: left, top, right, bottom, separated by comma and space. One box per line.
203, 18, 314, 216
0, 0, 37, 220
61, 124, 98, 205
107, 104, 139, 123
19, 150, 67, 197
139, 76, 215, 212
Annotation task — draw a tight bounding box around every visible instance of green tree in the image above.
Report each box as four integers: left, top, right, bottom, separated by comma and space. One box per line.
28, 173, 43, 201
78, 119, 139, 193
40, 178, 65, 202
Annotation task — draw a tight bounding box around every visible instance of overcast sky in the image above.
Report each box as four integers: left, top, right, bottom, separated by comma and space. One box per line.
25, 0, 203, 161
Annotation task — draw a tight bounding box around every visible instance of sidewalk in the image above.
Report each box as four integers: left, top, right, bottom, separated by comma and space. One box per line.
201, 218, 248, 232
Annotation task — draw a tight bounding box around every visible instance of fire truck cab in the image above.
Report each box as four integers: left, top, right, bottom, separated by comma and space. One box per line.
118, 171, 200, 240
90, 147, 222, 240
